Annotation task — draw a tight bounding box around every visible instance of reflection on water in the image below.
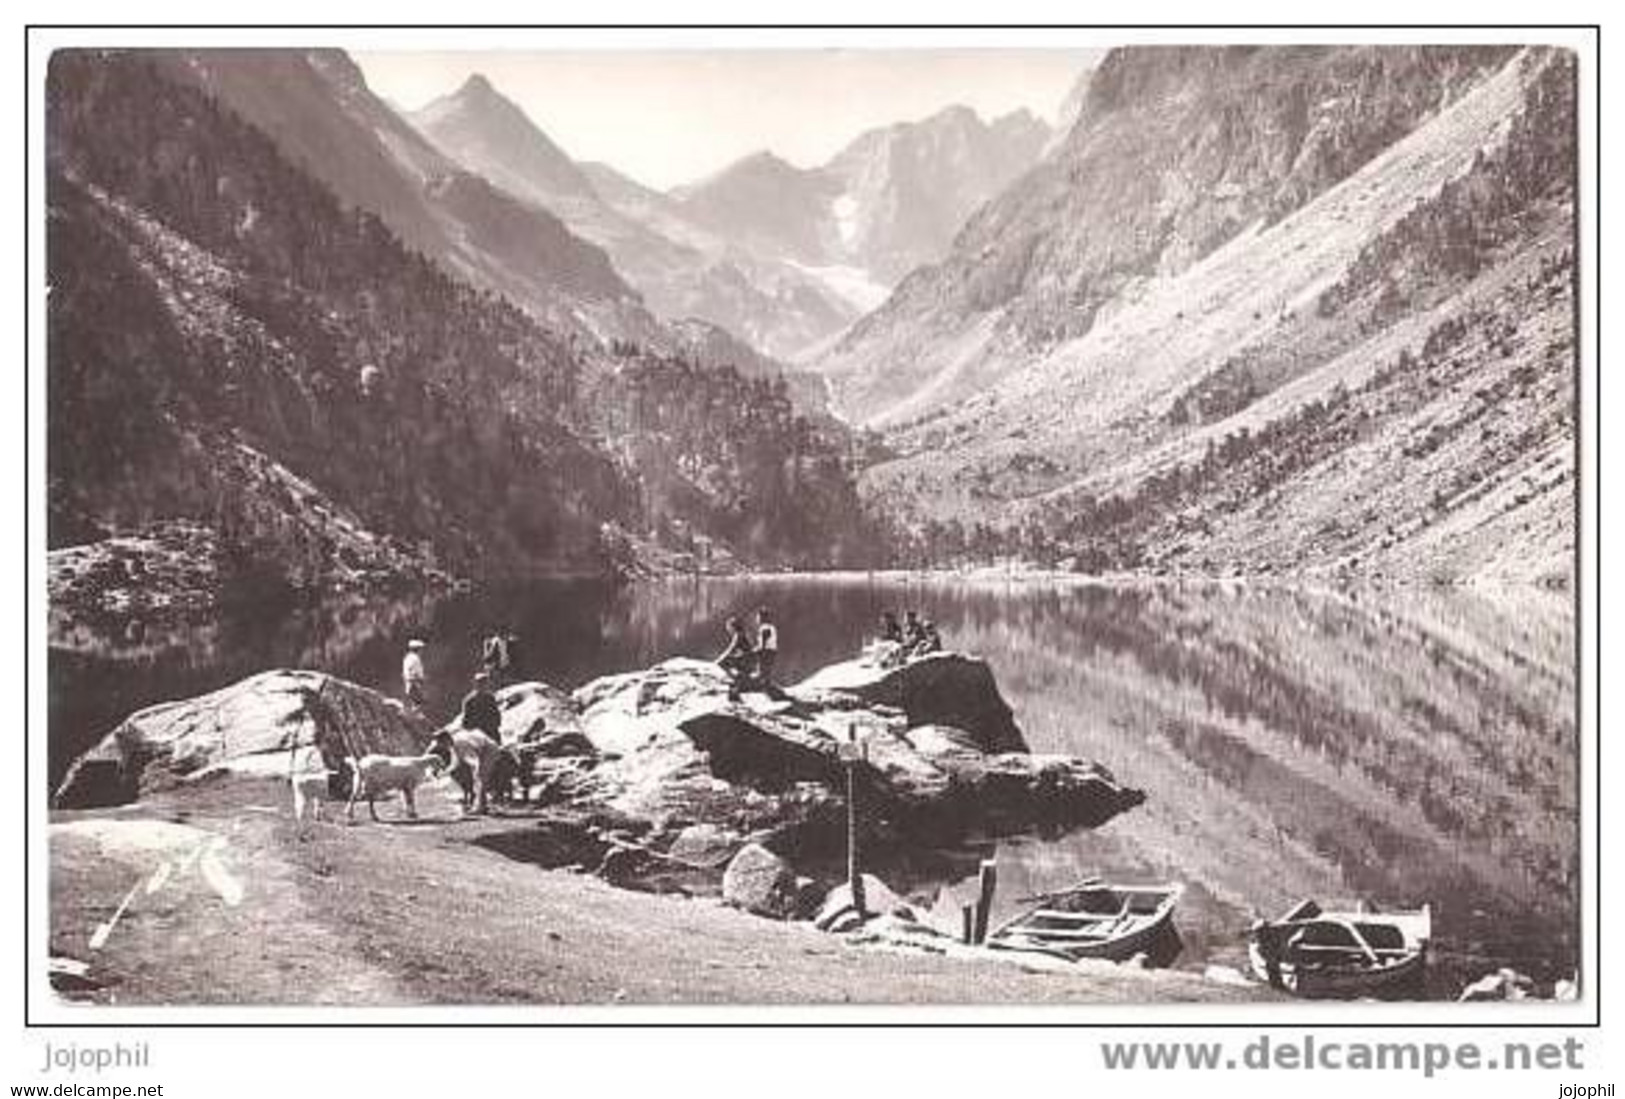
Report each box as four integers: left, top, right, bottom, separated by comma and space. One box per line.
49, 575, 1577, 992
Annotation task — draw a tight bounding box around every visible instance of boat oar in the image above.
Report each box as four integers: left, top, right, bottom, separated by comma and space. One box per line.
1012, 877, 1105, 905
88, 876, 144, 951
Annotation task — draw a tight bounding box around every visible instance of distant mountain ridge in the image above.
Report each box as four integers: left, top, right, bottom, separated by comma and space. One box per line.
410, 77, 858, 362
412, 77, 1054, 358
667, 103, 1054, 291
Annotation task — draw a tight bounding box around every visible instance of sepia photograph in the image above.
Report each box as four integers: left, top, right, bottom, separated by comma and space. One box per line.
30, 24, 1589, 1024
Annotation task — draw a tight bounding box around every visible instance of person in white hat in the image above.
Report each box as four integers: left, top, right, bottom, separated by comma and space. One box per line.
402, 639, 427, 713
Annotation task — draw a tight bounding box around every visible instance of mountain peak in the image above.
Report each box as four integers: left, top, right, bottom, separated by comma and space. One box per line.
927, 103, 980, 126
419, 72, 528, 127
455, 72, 498, 100
677, 148, 814, 195
736, 149, 796, 173
412, 72, 596, 202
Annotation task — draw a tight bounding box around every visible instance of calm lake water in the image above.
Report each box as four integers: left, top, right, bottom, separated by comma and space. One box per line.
48, 574, 1578, 993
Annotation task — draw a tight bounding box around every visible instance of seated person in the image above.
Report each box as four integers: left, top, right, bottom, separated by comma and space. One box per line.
915, 620, 943, 655
902, 610, 926, 651
879, 611, 904, 644
715, 616, 757, 701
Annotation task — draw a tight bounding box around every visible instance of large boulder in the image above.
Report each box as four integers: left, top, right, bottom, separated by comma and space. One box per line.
560, 653, 1143, 865
721, 843, 801, 919
795, 652, 1027, 753
492, 681, 585, 743
667, 823, 746, 868
672, 707, 1142, 839
814, 874, 915, 932
54, 669, 430, 808
675, 706, 849, 788
573, 658, 730, 756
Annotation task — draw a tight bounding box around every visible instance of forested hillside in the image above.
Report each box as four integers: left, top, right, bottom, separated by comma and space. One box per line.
47, 51, 875, 603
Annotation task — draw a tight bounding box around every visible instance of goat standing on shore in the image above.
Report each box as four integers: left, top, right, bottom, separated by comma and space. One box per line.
345, 752, 444, 823
289, 743, 351, 828
291, 769, 336, 824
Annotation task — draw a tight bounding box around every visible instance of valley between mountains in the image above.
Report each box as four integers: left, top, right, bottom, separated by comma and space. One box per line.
47, 45, 1576, 607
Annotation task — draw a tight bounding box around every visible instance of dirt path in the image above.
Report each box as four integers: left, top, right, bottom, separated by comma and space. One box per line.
48, 776, 1274, 1007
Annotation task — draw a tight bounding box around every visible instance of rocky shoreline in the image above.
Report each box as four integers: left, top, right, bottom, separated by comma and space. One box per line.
46, 646, 1210, 1003
46, 519, 454, 629
52, 644, 1570, 1004
54, 651, 1144, 922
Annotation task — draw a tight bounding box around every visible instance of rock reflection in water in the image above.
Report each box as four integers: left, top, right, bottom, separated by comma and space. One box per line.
49, 574, 1576, 990
891, 580, 1576, 990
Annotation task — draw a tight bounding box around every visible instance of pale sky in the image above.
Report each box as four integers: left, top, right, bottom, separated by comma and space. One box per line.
355, 50, 1097, 190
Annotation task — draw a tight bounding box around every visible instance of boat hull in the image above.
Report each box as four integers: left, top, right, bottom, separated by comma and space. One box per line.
1248, 941, 1427, 998
986, 883, 1183, 964
992, 906, 1176, 963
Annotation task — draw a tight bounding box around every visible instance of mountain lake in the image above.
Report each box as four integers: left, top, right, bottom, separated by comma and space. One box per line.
48, 573, 1578, 996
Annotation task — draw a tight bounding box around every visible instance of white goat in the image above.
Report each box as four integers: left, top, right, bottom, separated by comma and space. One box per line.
290, 769, 337, 824
288, 743, 342, 827
345, 753, 443, 822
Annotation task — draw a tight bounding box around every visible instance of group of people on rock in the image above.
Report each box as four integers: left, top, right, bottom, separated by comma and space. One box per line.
396, 598, 944, 740
873, 608, 942, 667
714, 602, 947, 698
715, 606, 789, 702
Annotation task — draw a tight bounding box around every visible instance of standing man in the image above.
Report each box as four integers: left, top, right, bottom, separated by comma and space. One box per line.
503, 627, 523, 682
402, 638, 428, 713
460, 670, 503, 742
437, 672, 504, 816
481, 629, 509, 681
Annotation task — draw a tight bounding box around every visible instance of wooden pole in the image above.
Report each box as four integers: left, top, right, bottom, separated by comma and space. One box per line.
846, 722, 866, 917
973, 859, 998, 944
961, 903, 976, 945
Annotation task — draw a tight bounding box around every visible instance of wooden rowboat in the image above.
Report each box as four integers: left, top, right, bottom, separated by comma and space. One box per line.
1247, 899, 1431, 998
985, 879, 1183, 963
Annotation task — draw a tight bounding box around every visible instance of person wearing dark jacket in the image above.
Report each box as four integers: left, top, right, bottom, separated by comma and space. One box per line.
917, 620, 943, 655
459, 671, 502, 740
879, 611, 904, 644
902, 610, 926, 651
